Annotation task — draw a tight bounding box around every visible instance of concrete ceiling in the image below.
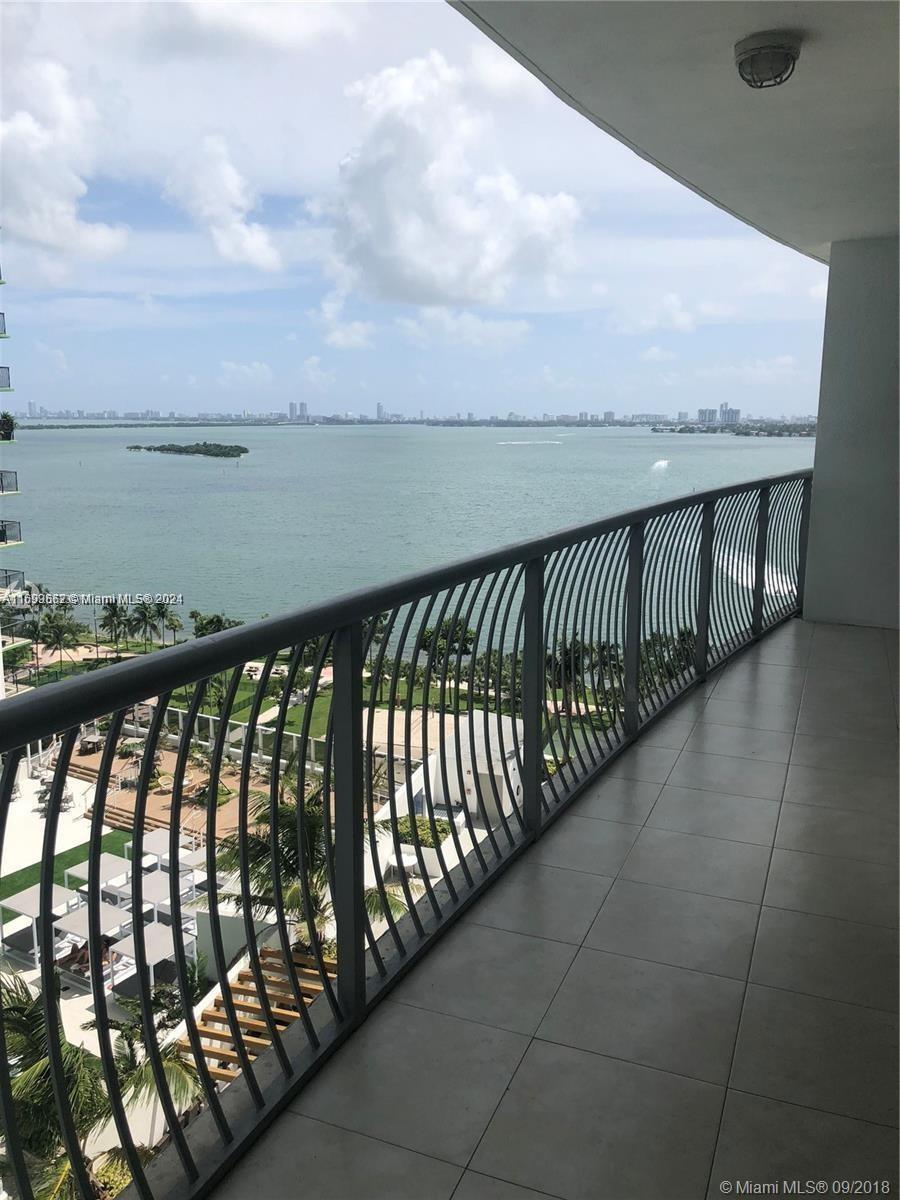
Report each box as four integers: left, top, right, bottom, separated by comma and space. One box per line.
453, 1, 899, 262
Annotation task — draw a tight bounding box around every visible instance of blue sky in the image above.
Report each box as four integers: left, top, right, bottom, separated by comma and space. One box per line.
1, 1, 828, 418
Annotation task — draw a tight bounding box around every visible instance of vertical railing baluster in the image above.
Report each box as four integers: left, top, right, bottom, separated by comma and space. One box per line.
752, 484, 771, 635
522, 556, 544, 837
693, 501, 716, 678
333, 621, 366, 1021
796, 474, 813, 614
624, 522, 644, 736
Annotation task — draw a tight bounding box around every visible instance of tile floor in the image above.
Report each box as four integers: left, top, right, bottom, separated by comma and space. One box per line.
213, 619, 898, 1200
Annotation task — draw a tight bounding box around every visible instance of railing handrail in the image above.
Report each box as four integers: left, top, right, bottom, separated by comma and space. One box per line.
0, 469, 811, 752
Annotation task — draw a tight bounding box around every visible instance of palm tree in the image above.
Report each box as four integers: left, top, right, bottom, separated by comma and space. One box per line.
217, 758, 407, 951
1, 974, 136, 1199
164, 613, 183, 646
99, 600, 130, 658
129, 600, 161, 653
41, 609, 80, 671
18, 615, 45, 677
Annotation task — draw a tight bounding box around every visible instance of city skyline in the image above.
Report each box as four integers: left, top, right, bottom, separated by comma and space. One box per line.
2, 2, 828, 418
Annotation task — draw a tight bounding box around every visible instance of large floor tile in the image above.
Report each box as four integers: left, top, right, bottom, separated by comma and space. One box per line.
750, 906, 898, 1011
667, 751, 787, 800
537, 947, 743, 1084
790, 732, 898, 778
471, 1039, 723, 1200
571, 776, 662, 824
718, 661, 807, 690
802, 666, 895, 709
684, 722, 793, 763
711, 675, 805, 707
528, 814, 639, 876
776, 803, 899, 865
730, 985, 898, 1126
465, 861, 613, 944
764, 847, 899, 927
782, 763, 898, 818
698, 695, 798, 733
585, 878, 758, 979
707, 1091, 899, 1199
621, 827, 770, 902
737, 634, 811, 667
453, 1173, 563, 1200
795, 702, 898, 744
294, 1001, 528, 1166
212, 1112, 462, 1200
635, 718, 695, 751
604, 745, 680, 784
648, 785, 780, 845
393, 921, 576, 1035
807, 637, 891, 678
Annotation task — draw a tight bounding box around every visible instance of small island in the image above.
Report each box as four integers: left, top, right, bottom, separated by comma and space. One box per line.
126, 441, 249, 458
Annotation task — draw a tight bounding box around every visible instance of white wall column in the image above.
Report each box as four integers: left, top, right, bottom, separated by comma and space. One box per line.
804, 236, 899, 629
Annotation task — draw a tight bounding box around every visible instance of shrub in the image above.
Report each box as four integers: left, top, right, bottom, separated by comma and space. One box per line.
395, 814, 452, 848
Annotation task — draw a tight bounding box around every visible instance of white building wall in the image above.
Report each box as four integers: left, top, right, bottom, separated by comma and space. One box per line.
804, 236, 899, 629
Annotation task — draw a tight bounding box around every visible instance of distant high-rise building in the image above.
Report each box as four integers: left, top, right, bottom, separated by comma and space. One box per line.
376, 402, 385, 421
677, 411, 689, 422
720, 405, 740, 424
698, 408, 718, 424
289, 401, 298, 420
27, 401, 36, 418
466, 411, 475, 423
603, 410, 615, 423
578, 411, 589, 423
298, 401, 308, 422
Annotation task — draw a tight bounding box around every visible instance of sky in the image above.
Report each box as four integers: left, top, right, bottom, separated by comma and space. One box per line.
0, 1, 829, 419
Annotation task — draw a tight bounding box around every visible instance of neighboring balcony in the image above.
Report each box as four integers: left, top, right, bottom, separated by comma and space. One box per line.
0, 470, 19, 496
0, 313, 7, 338
0, 365, 11, 392
0, 567, 25, 598
0, 520, 22, 548
5, 469, 885, 1200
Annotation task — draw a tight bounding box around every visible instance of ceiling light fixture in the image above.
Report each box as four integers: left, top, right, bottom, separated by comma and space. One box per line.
734, 31, 802, 88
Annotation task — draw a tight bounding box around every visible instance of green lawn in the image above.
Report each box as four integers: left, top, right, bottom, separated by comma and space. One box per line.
0, 829, 132, 921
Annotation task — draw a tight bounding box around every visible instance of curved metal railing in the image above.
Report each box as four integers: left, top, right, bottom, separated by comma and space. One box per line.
0, 469, 811, 1200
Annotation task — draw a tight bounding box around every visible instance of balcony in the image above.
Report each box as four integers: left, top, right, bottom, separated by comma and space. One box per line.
213, 616, 898, 1200
0, 520, 22, 548
0, 470, 19, 496
0, 466, 887, 1196
0, 366, 11, 392
0, 568, 25, 597
0, 313, 7, 338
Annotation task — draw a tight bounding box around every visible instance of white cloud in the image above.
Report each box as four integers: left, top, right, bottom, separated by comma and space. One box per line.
535, 364, 576, 392
397, 308, 530, 352
164, 135, 281, 271
218, 359, 273, 388
695, 355, 801, 385
640, 345, 676, 362
33, 339, 69, 375
0, 60, 127, 267
466, 43, 545, 99
139, 2, 357, 56
302, 355, 333, 389
322, 51, 580, 306
325, 321, 374, 349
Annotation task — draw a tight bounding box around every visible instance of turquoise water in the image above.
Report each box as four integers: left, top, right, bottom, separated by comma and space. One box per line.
1, 425, 814, 621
